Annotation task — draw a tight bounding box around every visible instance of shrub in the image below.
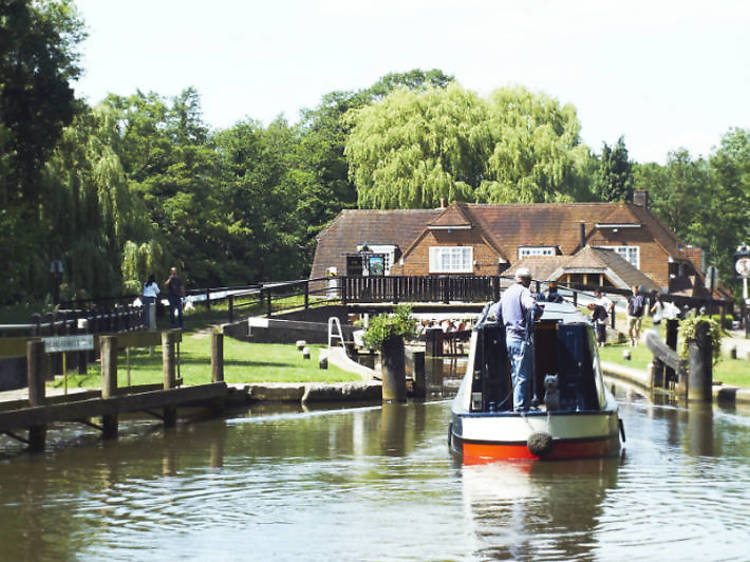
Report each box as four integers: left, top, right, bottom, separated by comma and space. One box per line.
678, 315, 723, 365
362, 305, 418, 349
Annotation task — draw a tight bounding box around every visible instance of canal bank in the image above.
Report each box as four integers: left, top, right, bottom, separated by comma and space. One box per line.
601, 361, 750, 406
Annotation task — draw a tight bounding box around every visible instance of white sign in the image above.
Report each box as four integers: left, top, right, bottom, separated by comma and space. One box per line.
43, 335, 95, 353
735, 257, 750, 278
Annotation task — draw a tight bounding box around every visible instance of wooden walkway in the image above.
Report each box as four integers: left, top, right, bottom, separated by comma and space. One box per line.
0, 329, 234, 452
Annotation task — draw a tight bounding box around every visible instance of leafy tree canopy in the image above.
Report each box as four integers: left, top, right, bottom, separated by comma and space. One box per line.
346, 84, 592, 208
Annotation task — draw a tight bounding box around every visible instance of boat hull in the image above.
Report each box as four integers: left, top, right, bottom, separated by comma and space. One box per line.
450, 409, 622, 463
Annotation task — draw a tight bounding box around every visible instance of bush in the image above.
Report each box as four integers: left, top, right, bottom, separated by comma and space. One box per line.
362, 305, 418, 349
678, 315, 723, 365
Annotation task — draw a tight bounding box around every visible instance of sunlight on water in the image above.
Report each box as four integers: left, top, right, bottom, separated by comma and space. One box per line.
0, 381, 748, 561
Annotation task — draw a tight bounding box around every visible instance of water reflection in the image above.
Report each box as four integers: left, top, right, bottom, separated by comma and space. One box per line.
462, 458, 620, 560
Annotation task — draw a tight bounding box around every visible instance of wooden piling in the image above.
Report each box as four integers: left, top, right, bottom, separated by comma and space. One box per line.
687, 322, 712, 402
665, 319, 679, 386
381, 336, 407, 403
26, 340, 47, 452
100, 335, 119, 438
411, 350, 426, 399
211, 332, 224, 382
162, 330, 180, 427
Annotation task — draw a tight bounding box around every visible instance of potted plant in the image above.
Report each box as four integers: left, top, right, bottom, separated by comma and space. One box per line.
363, 305, 417, 402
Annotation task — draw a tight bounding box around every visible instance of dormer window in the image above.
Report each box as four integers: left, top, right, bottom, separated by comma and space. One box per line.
518, 246, 557, 260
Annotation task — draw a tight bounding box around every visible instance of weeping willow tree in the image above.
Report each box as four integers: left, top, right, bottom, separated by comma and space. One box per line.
345, 84, 595, 208
41, 103, 167, 299
345, 84, 492, 208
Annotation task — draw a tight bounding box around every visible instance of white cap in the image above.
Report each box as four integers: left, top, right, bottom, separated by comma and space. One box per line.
515, 267, 531, 281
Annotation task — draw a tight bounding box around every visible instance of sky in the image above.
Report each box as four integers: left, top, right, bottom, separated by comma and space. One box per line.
71, 0, 750, 164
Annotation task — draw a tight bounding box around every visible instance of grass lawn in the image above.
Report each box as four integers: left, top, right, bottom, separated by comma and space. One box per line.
51, 333, 361, 390
599, 342, 750, 388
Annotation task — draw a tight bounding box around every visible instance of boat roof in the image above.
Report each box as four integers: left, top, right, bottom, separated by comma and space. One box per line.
538, 301, 589, 324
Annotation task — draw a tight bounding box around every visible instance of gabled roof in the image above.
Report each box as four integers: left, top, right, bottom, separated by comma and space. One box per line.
427, 203, 473, 228
507, 245, 660, 291
400, 203, 508, 262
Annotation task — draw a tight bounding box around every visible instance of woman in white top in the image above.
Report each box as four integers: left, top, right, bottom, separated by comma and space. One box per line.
143, 274, 160, 329
650, 293, 664, 335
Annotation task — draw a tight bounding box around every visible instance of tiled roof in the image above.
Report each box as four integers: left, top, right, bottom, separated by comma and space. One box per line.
311, 202, 699, 286
502, 246, 660, 291
310, 208, 442, 279
427, 204, 473, 227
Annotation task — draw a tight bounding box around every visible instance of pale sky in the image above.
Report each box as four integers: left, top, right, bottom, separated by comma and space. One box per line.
72, 0, 750, 164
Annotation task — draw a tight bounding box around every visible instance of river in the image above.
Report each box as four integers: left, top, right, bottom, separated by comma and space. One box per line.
0, 365, 749, 561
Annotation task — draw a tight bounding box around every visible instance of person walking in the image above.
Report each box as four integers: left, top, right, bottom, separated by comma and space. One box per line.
142, 274, 159, 330
164, 267, 185, 328
627, 285, 645, 346
497, 267, 544, 411
650, 292, 664, 335
592, 288, 613, 347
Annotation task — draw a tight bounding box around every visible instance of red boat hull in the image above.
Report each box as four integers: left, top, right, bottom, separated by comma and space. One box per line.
456, 433, 620, 464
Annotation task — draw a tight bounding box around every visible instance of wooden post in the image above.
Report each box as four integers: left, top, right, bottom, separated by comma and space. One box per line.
211, 332, 224, 382
206, 287, 211, 311
381, 336, 407, 402
411, 350, 426, 399
665, 319, 678, 385
100, 335, 119, 438
162, 330, 179, 427
266, 289, 273, 318
687, 322, 712, 402
573, 291, 578, 308
304, 281, 309, 309
31, 312, 41, 336
27, 340, 47, 452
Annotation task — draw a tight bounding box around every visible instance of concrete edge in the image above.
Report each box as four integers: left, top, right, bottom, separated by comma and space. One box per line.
601, 361, 750, 405
326, 347, 380, 382
235, 381, 382, 403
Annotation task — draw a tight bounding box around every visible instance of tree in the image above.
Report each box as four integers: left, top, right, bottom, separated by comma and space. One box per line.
595, 136, 634, 202
346, 84, 593, 208
478, 87, 593, 203
635, 150, 710, 239
704, 128, 750, 280
0, 0, 85, 208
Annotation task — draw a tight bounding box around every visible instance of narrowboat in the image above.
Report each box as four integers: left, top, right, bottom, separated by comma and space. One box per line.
449, 301, 624, 463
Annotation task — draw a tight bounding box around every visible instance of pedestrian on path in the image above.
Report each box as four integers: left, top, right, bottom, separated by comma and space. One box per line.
164, 267, 185, 328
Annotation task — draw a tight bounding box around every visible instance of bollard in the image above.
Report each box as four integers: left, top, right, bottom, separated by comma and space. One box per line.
162, 330, 180, 427
100, 335, 119, 438
425, 328, 442, 357
665, 319, 678, 385
302, 347, 311, 360
26, 340, 47, 452
411, 350, 426, 399
318, 349, 328, 369
687, 322, 712, 402
211, 332, 224, 382
381, 336, 407, 402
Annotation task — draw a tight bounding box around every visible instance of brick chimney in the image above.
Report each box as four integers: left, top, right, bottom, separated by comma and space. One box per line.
633, 189, 649, 208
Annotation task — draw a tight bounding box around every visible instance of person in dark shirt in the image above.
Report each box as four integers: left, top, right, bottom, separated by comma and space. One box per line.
627, 285, 645, 346
164, 267, 185, 328
544, 281, 564, 303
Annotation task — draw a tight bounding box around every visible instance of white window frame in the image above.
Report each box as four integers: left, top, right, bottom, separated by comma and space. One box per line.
518, 246, 556, 260
600, 245, 640, 269
429, 246, 473, 274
